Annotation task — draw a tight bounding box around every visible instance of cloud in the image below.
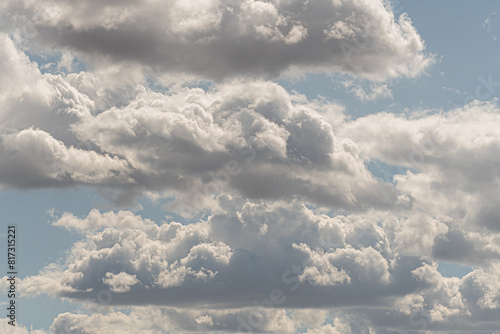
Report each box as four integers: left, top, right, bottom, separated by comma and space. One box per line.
102, 272, 140, 293
340, 100, 500, 243
72, 80, 400, 209
0, 32, 144, 190
0, 320, 46, 334
49, 311, 160, 334
0, 128, 132, 188
19, 199, 430, 311
2, 0, 433, 81
343, 81, 393, 102
357, 262, 500, 333
29, 262, 500, 333
48, 307, 307, 333
11, 198, 500, 332
0, 40, 399, 210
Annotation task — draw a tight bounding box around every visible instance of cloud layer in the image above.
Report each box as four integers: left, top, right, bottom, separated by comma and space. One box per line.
14, 199, 500, 333
2, 0, 432, 80
1, 33, 401, 211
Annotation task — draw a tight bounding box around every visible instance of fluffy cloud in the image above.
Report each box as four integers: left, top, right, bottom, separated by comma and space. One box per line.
102, 272, 140, 293
0, 320, 46, 334
11, 200, 500, 332
2, 0, 432, 80
0, 32, 141, 189
48, 307, 304, 333
19, 198, 497, 333
20, 198, 427, 310
0, 36, 399, 210
354, 263, 500, 333
21, 198, 500, 333
20, 262, 500, 333
340, 101, 500, 265
72, 80, 400, 209
0, 32, 143, 138
0, 128, 132, 188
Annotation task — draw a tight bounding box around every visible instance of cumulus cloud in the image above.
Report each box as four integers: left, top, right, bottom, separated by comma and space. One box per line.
0, 31, 144, 130
0, 32, 143, 190
339, 101, 500, 266
354, 262, 500, 333
20, 199, 430, 310
72, 80, 401, 210
21, 199, 500, 333
21, 262, 500, 333
0, 128, 132, 188
1, 0, 433, 80
102, 272, 140, 293
7, 77, 500, 332
48, 306, 311, 333
46, 306, 380, 333
0, 39, 400, 210
19, 198, 500, 333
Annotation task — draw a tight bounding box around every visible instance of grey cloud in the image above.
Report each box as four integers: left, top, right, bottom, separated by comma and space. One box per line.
48, 307, 309, 334
41, 262, 500, 333
0, 128, 132, 189
13, 201, 500, 333
355, 263, 500, 333
72, 81, 400, 211
20, 198, 427, 310
340, 102, 500, 254
5, 0, 433, 81
1, 35, 400, 210
432, 229, 476, 263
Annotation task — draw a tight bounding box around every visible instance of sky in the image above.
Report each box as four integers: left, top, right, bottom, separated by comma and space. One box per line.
1, 0, 500, 333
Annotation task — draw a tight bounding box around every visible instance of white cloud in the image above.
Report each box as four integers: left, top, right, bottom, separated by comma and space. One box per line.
0, 319, 46, 334
103, 272, 140, 293
40, 261, 500, 334
49, 311, 160, 334
343, 81, 393, 102
20, 200, 500, 332
0, 43, 399, 210
48, 306, 303, 333
72, 80, 401, 209
2, 0, 433, 81
19, 198, 428, 310
0, 128, 132, 188
341, 101, 500, 235
13, 199, 500, 332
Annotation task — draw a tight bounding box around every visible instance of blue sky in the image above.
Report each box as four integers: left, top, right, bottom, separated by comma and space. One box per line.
2, 1, 500, 333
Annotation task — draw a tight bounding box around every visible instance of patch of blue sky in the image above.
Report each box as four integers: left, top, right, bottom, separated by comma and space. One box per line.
25, 51, 87, 75
366, 159, 414, 184
0, 187, 100, 330
0, 186, 178, 330
437, 261, 474, 279
401, 1, 500, 107
1, 187, 99, 277
182, 79, 214, 92
144, 74, 170, 93
17, 295, 79, 331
